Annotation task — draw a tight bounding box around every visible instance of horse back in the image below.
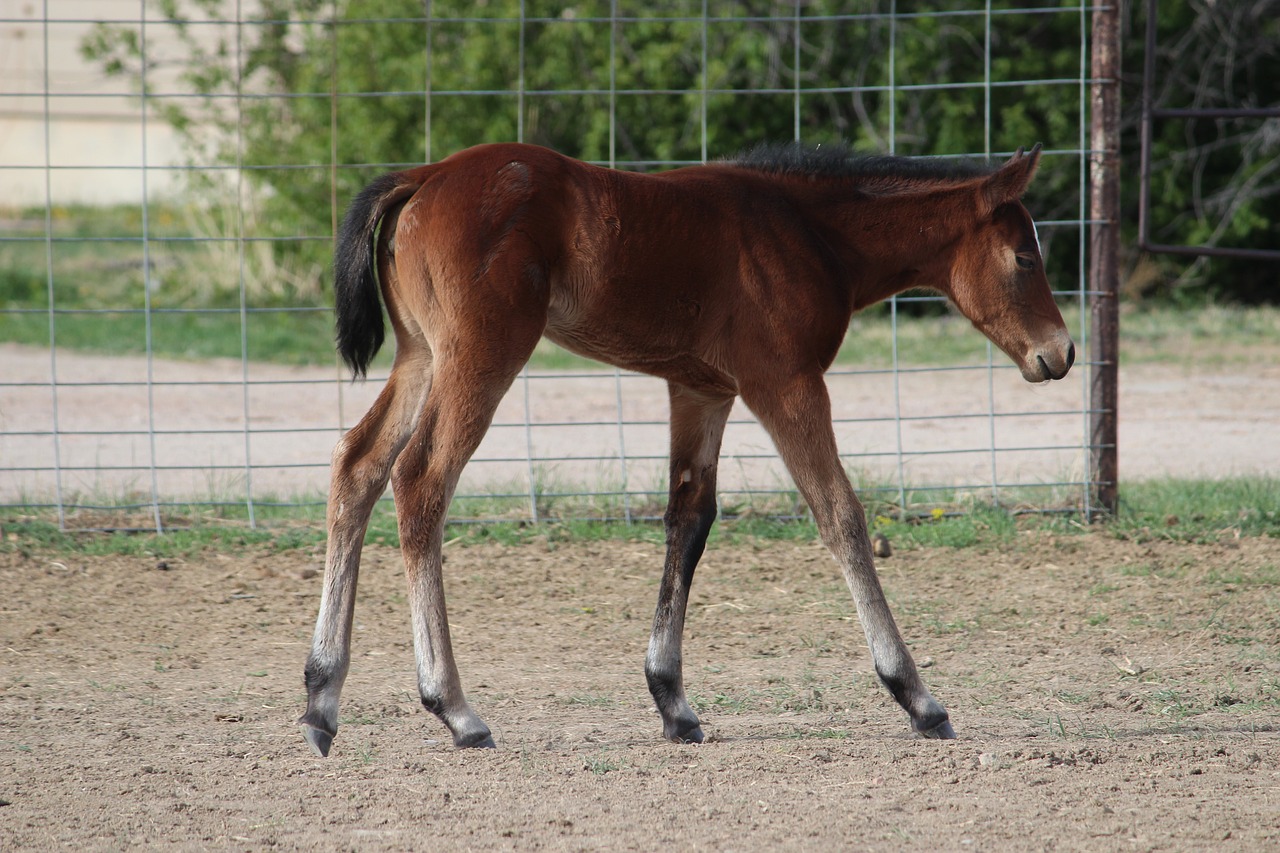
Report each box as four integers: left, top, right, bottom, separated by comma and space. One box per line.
392, 144, 853, 386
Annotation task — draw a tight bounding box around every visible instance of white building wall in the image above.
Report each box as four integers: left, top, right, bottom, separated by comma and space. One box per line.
1, 0, 194, 205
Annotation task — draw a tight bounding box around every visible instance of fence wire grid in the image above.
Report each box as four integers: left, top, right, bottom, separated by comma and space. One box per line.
0, 1, 1118, 530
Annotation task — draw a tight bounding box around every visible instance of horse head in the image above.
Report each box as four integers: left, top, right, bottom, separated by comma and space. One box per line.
946, 145, 1076, 383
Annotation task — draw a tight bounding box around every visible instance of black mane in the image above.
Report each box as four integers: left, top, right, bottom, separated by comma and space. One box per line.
724, 141, 998, 187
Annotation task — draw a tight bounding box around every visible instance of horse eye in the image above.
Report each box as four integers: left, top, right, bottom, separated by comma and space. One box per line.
1015, 254, 1036, 271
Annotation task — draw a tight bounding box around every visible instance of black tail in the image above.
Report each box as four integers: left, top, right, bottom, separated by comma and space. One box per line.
333, 172, 421, 378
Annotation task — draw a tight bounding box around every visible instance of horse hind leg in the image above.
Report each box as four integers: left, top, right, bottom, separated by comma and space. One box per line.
646, 384, 734, 743
392, 327, 543, 748
299, 347, 432, 757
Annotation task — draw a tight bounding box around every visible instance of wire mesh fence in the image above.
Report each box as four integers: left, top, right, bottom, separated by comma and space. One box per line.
0, 0, 1117, 530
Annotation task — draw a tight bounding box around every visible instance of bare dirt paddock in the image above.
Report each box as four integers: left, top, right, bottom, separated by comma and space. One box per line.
2, 532, 1278, 850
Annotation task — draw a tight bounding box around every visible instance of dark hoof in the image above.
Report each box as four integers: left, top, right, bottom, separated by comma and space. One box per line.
454, 729, 496, 749
917, 717, 957, 740
673, 725, 705, 745
300, 722, 334, 757
663, 715, 705, 744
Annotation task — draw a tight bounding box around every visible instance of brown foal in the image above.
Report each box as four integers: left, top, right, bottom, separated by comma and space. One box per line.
299, 141, 1075, 755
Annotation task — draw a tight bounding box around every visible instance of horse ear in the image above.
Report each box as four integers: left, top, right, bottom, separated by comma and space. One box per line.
979, 143, 1042, 216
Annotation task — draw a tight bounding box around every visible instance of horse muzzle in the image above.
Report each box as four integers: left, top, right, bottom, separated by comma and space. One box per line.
1022, 336, 1075, 383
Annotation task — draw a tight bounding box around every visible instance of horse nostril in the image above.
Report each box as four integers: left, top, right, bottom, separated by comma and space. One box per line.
1066, 341, 1076, 370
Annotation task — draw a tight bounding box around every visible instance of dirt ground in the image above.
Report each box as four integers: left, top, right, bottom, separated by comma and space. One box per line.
1, 530, 1277, 850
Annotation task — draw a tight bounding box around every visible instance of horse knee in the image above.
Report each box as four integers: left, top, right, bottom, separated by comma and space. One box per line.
329, 434, 390, 503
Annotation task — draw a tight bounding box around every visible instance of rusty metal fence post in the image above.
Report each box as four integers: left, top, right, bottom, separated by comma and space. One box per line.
1089, 1, 1121, 517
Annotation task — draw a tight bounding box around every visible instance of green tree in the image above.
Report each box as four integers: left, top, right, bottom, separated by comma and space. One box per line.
82, 1, 1278, 305
1121, 0, 1280, 303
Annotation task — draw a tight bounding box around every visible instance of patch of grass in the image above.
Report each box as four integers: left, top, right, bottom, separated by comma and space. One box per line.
763, 672, 854, 713
448, 516, 666, 550
688, 690, 752, 714
0, 306, 343, 366
1044, 713, 1117, 740
1204, 565, 1280, 587
564, 693, 618, 708
836, 306, 994, 369
928, 615, 982, 635
582, 752, 627, 775
1127, 612, 1177, 632
86, 679, 127, 693
868, 502, 1023, 550
1050, 689, 1093, 707
1120, 303, 1280, 368
1110, 476, 1280, 541
4, 475, 1276, 555
1117, 562, 1160, 578
1150, 688, 1203, 720
0, 515, 310, 558
0, 202, 348, 366
708, 515, 818, 544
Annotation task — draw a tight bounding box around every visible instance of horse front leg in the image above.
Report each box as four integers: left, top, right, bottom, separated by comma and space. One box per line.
300, 357, 429, 756
742, 374, 955, 739
646, 384, 734, 743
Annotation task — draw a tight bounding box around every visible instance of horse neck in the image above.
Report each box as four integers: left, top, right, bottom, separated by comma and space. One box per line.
807, 182, 977, 310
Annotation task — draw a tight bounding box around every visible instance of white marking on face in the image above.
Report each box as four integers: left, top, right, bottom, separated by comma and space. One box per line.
680, 469, 692, 484
1005, 246, 1019, 273
1031, 217, 1042, 255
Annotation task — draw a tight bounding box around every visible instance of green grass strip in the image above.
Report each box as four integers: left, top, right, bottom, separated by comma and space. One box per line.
2, 476, 1274, 557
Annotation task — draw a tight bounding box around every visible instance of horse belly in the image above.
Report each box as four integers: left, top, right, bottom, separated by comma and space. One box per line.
543, 291, 737, 394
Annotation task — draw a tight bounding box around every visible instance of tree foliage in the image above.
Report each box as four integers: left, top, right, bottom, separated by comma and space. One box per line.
81, 0, 1280, 304
1123, 0, 1280, 303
